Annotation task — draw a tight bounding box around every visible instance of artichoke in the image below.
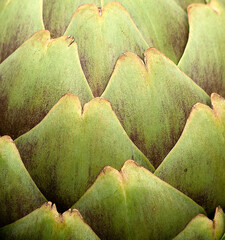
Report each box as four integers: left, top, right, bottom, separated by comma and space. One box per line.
0, 0, 225, 239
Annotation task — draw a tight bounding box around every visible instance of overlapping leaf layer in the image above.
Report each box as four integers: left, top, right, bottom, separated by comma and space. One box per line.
0, 0, 225, 239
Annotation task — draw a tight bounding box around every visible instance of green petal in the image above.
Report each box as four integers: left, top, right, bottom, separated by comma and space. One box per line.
173, 207, 225, 240
103, 0, 189, 63
43, 0, 101, 38
155, 94, 225, 215
65, 2, 149, 96
73, 160, 205, 240
0, 136, 46, 227
102, 48, 210, 167
0, 202, 99, 240
178, 0, 225, 97
15, 94, 153, 211
0, 0, 44, 63
174, 0, 206, 11
0, 30, 93, 139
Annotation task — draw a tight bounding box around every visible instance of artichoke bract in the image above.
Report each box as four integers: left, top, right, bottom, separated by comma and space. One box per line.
0, 0, 225, 239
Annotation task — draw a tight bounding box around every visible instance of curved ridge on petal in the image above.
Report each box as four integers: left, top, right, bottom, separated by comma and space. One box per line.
15, 94, 153, 211
178, 0, 225, 97
102, 0, 189, 63
65, 2, 149, 96
173, 206, 225, 239
0, 136, 46, 227
155, 93, 225, 215
73, 160, 205, 240
43, 0, 101, 38
0, 30, 93, 139
102, 47, 210, 167
0, 202, 100, 240
0, 0, 44, 63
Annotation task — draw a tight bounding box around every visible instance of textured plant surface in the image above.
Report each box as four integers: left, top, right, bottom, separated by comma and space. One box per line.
0, 0, 225, 239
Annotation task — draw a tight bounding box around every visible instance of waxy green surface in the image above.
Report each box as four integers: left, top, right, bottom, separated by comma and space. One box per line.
0, 0, 194, 101
179, 0, 225, 97
0, 30, 93, 139
0, 0, 225, 238
0, 0, 44, 63
65, 2, 149, 96
0, 203, 99, 240
73, 160, 205, 240
15, 94, 153, 211
103, 0, 189, 63
0, 136, 46, 227
46, 0, 195, 64
103, 48, 210, 167
173, 207, 225, 240
1, 0, 207, 66
43, 0, 100, 38
155, 94, 225, 215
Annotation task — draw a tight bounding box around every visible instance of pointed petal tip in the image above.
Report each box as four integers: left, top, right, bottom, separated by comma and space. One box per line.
117, 52, 138, 61
30, 30, 51, 42
0, 135, 17, 150
186, 102, 212, 121
62, 207, 81, 217
0, 135, 13, 142
83, 97, 113, 114
122, 159, 142, 168
211, 92, 225, 102
214, 205, 224, 217
53, 93, 82, 108
145, 47, 161, 56
101, 165, 116, 175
